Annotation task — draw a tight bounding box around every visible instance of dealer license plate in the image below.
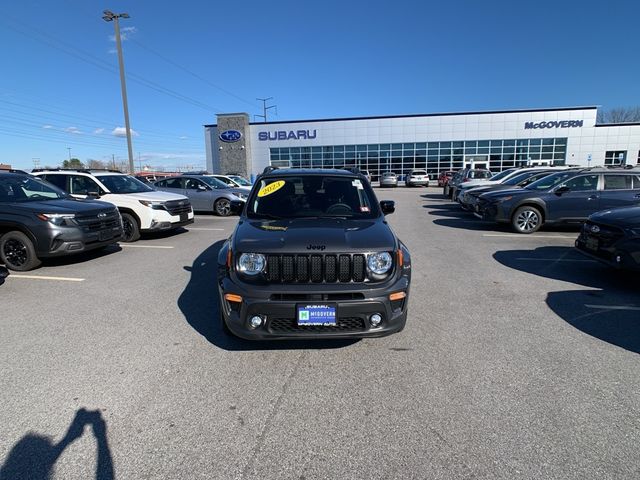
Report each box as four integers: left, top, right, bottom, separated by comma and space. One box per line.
297, 304, 337, 326
585, 236, 599, 251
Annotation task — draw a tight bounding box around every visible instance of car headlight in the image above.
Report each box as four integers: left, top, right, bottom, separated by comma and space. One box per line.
238, 253, 266, 275
139, 200, 165, 210
36, 213, 76, 226
491, 195, 512, 203
629, 228, 640, 236
234, 192, 248, 200
367, 252, 393, 275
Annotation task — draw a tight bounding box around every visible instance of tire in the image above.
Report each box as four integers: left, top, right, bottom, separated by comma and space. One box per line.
215, 198, 231, 216
120, 212, 141, 242
0, 231, 41, 271
511, 206, 543, 234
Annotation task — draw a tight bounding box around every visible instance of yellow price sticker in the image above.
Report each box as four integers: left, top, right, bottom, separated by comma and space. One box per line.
258, 180, 285, 197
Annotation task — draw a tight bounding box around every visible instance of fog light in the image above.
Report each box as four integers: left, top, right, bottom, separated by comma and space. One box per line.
370, 313, 382, 327
249, 315, 264, 329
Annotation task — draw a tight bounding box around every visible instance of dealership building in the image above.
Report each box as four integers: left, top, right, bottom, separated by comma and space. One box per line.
204, 106, 640, 180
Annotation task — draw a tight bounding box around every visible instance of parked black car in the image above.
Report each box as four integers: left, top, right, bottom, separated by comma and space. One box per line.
0, 170, 122, 271
575, 206, 640, 271
443, 167, 493, 199
217, 168, 411, 340
459, 169, 561, 211
476, 168, 640, 233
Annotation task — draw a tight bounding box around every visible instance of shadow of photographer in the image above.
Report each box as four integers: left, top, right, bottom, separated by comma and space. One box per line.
0, 408, 114, 480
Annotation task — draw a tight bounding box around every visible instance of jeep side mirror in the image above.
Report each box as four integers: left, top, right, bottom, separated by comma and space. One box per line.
555, 185, 570, 195
230, 199, 244, 215
380, 200, 395, 215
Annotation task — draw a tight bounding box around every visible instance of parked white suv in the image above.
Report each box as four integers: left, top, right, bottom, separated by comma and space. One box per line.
33, 169, 194, 242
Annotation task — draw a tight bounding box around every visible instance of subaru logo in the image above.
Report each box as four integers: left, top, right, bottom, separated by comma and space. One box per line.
219, 130, 242, 143
98, 213, 107, 218
590, 225, 600, 233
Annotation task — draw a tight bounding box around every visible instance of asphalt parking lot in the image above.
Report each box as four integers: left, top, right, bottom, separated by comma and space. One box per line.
1, 187, 639, 479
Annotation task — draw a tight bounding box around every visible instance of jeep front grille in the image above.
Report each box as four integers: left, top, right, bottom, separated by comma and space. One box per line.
266, 254, 366, 283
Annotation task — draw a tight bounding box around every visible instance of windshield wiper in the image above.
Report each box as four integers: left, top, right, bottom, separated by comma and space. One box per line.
253, 213, 285, 220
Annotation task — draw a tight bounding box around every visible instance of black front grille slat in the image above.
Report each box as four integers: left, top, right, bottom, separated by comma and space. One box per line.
282, 255, 295, 282
325, 255, 337, 282
269, 316, 366, 333
352, 255, 365, 282
260, 253, 375, 283
296, 256, 309, 282
338, 255, 351, 282
267, 255, 280, 282
310, 255, 323, 283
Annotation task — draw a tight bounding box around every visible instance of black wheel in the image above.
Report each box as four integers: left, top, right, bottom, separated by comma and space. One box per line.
215, 198, 231, 216
120, 213, 141, 242
511, 206, 543, 234
0, 231, 41, 271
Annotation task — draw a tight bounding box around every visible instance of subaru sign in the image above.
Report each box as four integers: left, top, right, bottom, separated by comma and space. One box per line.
524, 120, 583, 129
258, 130, 317, 141
219, 130, 242, 142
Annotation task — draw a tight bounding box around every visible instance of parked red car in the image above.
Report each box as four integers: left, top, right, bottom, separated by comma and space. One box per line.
437, 171, 456, 187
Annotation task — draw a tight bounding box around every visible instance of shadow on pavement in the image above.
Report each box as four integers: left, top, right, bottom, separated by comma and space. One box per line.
494, 246, 640, 354
141, 226, 189, 240
178, 240, 358, 351
0, 408, 114, 480
41, 245, 123, 268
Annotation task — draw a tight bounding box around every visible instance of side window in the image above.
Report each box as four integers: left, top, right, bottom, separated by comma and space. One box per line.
603, 175, 634, 190
69, 175, 101, 195
185, 179, 202, 190
42, 174, 69, 191
563, 175, 599, 192
164, 178, 182, 189
155, 180, 166, 187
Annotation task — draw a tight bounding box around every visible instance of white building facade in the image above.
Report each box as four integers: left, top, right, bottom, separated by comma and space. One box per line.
204, 107, 640, 180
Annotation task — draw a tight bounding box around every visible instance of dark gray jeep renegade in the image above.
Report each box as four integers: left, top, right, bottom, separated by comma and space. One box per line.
217, 168, 411, 340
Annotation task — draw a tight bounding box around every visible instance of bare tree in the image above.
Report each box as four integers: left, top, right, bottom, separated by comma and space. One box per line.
86, 159, 106, 169
597, 106, 640, 124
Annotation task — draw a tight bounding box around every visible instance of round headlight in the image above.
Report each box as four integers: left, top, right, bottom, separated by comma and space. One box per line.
367, 252, 393, 275
238, 253, 265, 275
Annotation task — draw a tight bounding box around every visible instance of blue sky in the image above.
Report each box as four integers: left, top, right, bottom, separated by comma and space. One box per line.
1, 0, 638, 170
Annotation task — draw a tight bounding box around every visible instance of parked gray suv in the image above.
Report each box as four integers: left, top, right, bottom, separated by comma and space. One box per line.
0, 170, 122, 270
154, 175, 248, 216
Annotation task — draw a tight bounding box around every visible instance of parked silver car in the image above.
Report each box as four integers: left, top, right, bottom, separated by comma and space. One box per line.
380, 172, 398, 187
154, 175, 247, 216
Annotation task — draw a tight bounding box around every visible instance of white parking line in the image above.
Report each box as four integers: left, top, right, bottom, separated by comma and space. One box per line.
585, 304, 640, 311
483, 234, 576, 239
515, 258, 594, 262
120, 244, 174, 249
187, 228, 225, 231
10, 275, 85, 282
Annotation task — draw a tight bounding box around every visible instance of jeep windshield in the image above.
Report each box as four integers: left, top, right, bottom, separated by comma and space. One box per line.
248, 175, 377, 219
0, 176, 67, 202
99, 175, 154, 194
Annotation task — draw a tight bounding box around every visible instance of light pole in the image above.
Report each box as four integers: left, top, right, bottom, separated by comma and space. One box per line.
103, 10, 135, 174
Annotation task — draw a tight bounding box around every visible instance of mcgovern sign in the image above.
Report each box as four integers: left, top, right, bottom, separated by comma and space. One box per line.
524, 120, 583, 129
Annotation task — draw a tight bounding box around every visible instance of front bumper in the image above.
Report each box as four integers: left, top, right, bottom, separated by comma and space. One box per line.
37, 225, 123, 258
406, 179, 429, 187
575, 233, 640, 271
219, 275, 410, 340
142, 210, 194, 232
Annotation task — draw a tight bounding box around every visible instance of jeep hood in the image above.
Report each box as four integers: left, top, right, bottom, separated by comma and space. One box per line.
589, 206, 640, 228
233, 218, 396, 254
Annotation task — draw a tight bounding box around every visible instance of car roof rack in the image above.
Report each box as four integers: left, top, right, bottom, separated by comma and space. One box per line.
1, 169, 30, 175
341, 167, 361, 175
262, 166, 278, 175
31, 168, 123, 174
